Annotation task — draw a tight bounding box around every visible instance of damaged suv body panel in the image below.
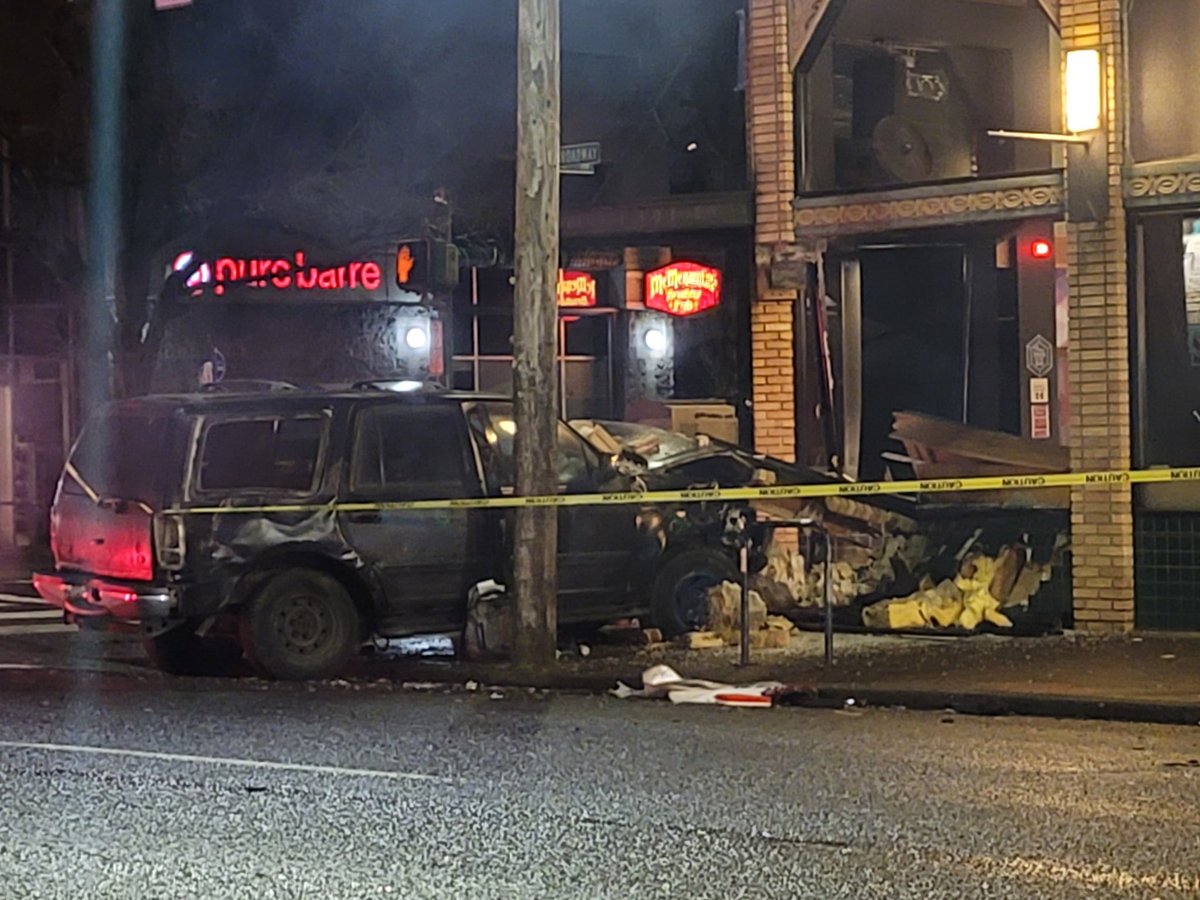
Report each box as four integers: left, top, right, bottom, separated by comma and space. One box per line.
38, 390, 756, 662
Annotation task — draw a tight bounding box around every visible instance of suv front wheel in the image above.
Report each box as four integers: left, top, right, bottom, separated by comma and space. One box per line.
239, 569, 361, 680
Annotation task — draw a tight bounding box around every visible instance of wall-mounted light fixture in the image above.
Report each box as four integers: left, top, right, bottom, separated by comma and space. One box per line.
404, 326, 429, 351
643, 327, 668, 354
1065, 49, 1103, 133
985, 46, 1108, 223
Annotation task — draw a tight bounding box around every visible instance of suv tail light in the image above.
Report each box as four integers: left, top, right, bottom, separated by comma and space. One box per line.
153, 513, 186, 571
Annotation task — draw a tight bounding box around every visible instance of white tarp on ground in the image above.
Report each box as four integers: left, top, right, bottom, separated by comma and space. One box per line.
612, 664, 785, 708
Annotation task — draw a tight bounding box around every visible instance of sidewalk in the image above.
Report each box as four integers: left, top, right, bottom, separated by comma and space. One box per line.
358, 631, 1200, 725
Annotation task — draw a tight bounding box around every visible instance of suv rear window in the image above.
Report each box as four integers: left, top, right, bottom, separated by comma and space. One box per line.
65, 411, 170, 505
198, 415, 327, 493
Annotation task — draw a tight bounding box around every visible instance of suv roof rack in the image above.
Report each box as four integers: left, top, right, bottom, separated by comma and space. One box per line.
200, 379, 300, 393
351, 379, 445, 394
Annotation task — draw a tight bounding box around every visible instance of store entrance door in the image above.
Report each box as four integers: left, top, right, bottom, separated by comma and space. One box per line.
840, 244, 969, 482
836, 237, 1028, 482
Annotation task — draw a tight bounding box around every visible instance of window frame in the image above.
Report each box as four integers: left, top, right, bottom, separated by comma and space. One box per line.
190, 410, 331, 500
346, 402, 477, 500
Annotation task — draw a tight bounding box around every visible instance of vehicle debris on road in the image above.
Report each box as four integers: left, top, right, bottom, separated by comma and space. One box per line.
612, 664, 789, 708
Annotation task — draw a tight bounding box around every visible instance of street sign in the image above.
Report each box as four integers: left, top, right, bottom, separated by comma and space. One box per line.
560, 142, 602, 175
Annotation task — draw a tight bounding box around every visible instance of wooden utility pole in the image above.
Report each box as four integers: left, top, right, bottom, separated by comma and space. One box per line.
512, 0, 561, 666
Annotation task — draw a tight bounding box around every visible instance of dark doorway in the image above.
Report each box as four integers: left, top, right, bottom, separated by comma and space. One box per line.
857, 245, 966, 481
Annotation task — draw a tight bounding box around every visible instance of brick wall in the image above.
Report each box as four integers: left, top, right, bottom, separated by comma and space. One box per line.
747, 0, 798, 462
1061, 0, 1135, 631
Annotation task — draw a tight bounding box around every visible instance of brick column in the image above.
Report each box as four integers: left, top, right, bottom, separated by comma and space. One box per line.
1061, 1, 1134, 631
747, 0, 798, 461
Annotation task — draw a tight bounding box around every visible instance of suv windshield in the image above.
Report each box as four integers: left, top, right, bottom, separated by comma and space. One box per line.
64, 410, 171, 506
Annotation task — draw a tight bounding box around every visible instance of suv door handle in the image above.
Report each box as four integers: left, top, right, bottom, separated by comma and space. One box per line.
346, 510, 382, 524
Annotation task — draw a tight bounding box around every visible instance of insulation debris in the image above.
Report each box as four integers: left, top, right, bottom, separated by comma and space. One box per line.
860, 545, 1057, 632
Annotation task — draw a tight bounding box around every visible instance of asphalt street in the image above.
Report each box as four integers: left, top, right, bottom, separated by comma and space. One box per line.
0, 632, 1198, 899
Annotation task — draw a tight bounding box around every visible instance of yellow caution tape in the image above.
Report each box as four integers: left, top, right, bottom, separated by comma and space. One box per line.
161, 466, 1197, 517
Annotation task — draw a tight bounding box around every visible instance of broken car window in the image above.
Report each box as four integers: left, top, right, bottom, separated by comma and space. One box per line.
64, 411, 170, 505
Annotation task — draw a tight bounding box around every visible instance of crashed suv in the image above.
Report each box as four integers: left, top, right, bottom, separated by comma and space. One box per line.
35, 386, 761, 679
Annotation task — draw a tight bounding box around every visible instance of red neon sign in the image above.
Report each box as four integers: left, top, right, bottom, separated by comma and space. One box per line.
196, 252, 383, 296
644, 261, 721, 317
557, 270, 597, 308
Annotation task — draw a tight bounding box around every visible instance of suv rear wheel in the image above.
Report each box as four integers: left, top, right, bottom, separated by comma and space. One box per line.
239, 569, 361, 680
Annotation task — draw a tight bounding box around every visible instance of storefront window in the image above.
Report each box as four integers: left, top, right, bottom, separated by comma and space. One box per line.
797, 0, 1057, 193
1187, 218, 1200, 366
1129, 0, 1200, 162
1138, 212, 1200, 467
451, 267, 616, 418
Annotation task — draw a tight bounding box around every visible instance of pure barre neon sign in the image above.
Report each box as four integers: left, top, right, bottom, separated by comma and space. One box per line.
644, 261, 721, 317
174, 251, 384, 297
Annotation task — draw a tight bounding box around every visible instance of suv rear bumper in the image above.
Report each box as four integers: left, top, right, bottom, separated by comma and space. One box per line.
33, 572, 177, 622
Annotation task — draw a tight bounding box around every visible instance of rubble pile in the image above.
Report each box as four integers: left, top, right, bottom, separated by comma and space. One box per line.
749, 529, 932, 611
742, 520, 1067, 634
862, 545, 1055, 632
681, 581, 796, 650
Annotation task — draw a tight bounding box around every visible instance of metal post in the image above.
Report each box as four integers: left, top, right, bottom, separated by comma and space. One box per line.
823, 528, 834, 667
739, 543, 750, 667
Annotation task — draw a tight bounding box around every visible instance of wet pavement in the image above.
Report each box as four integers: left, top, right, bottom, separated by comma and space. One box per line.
1, 666, 1199, 899
1, 576, 1199, 897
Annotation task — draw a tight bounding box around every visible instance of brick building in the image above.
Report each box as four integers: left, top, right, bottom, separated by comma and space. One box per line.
745, 0, 1200, 631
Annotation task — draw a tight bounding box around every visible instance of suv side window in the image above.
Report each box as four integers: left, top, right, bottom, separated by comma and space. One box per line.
197, 414, 327, 494
351, 405, 473, 499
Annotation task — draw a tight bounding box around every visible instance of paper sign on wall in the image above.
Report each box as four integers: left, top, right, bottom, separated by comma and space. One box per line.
1030, 377, 1050, 405
1031, 403, 1052, 440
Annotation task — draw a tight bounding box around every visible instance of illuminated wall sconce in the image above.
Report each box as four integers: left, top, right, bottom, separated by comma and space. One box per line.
986, 47, 1108, 222
1065, 49, 1103, 133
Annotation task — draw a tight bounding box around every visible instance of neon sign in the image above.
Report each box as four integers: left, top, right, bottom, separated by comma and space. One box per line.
557, 270, 597, 308
175, 251, 383, 297
644, 261, 721, 317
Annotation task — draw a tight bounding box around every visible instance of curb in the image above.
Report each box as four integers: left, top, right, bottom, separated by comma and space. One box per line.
808, 687, 1200, 726
360, 665, 1200, 726
1, 655, 1193, 725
